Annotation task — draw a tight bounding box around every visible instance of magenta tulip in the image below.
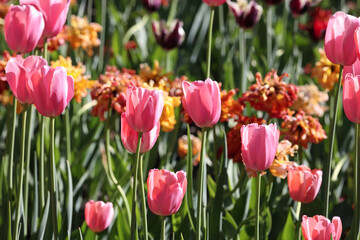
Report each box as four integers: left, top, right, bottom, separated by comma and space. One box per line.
343, 73, 360, 123
287, 165, 322, 203
5, 55, 47, 104
324, 11, 360, 66
343, 58, 360, 78
241, 123, 279, 172
142, 0, 162, 12
152, 19, 185, 51
203, 0, 226, 6
85, 200, 114, 233
20, 0, 70, 38
302, 215, 342, 240
182, 78, 221, 128
125, 86, 164, 133
4, 5, 45, 53
289, 0, 311, 16
121, 113, 160, 153
147, 169, 187, 216
355, 27, 360, 60
227, 0, 263, 29
29, 66, 74, 117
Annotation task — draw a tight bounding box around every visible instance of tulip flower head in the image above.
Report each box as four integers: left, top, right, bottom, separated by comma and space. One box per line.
142, 0, 162, 12
85, 200, 114, 233
4, 5, 45, 54
241, 123, 279, 173
324, 11, 360, 66
343, 73, 360, 123
152, 19, 185, 51
227, 0, 263, 29
182, 78, 221, 128
121, 113, 160, 153
29, 65, 74, 117
5, 55, 47, 105
203, 0, 226, 6
264, 0, 283, 5
125, 85, 164, 133
147, 169, 187, 216
287, 165, 322, 203
301, 215, 342, 240
289, 0, 313, 16
20, 0, 71, 38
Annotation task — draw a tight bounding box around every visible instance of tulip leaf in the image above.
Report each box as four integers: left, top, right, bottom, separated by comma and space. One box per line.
277, 211, 296, 240
37, 192, 50, 240
66, 160, 73, 240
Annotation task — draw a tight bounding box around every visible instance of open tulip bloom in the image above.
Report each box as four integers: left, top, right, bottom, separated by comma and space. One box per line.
85, 200, 114, 233
301, 215, 342, 240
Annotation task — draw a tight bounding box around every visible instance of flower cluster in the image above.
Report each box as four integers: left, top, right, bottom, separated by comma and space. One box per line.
269, 140, 298, 179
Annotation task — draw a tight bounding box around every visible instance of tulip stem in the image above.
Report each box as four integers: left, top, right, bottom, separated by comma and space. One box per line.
167, 0, 178, 25
65, 106, 71, 162
206, 7, 215, 79
14, 107, 27, 240
8, 97, 17, 191
323, 66, 342, 218
130, 132, 143, 240
266, 6, 273, 68
296, 202, 302, 240
161, 216, 166, 240
39, 114, 45, 209
255, 173, 261, 240
139, 154, 148, 240
196, 128, 208, 240
49, 117, 58, 239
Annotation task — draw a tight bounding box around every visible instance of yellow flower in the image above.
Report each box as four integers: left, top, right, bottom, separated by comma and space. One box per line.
269, 140, 298, 179
51, 56, 94, 102
160, 92, 181, 132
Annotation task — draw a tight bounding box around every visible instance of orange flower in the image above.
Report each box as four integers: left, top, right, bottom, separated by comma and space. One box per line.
241, 70, 298, 118
281, 110, 327, 148
269, 140, 298, 179
177, 134, 201, 165
220, 89, 244, 122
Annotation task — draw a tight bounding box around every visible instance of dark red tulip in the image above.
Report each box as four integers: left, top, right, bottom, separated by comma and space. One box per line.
227, 0, 263, 29
152, 19, 185, 51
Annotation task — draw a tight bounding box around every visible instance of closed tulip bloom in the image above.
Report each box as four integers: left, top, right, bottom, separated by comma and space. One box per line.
301, 215, 342, 240
227, 0, 263, 29
325, 11, 360, 66
182, 78, 221, 128
241, 123, 279, 172
152, 19, 185, 51
355, 27, 360, 60
203, 0, 226, 6
20, 0, 70, 38
4, 5, 45, 53
343, 73, 360, 123
5, 55, 47, 104
264, 0, 283, 5
287, 165, 322, 203
125, 86, 164, 133
85, 200, 114, 233
343, 58, 360, 81
147, 169, 187, 216
121, 113, 160, 153
289, 0, 312, 16
142, 0, 162, 12
29, 66, 74, 117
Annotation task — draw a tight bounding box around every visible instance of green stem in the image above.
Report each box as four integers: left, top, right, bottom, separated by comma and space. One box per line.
167, 0, 178, 25
255, 173, 261, 240
8, 97, 17, 190
50, 117, 58, 239
43, 41, 48, 61
98, 0, 107, 71
323, 66, 342, 218
14, 107, 27, 240
266, 6, 273, 68
39, 114, 45, 209
161, 216, 166, 240
206, 8, 215, 79
130, 132, 143, 240
165, 51, 171, 73
139, 154, 148, 240
65, 107, 71, 162
196, 128, 207, 240
296, 202, 302, 240
239, 28, 246, 94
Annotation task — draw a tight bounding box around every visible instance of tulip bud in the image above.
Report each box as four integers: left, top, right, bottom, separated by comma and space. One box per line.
202, 0, 226, 7
142, 0, 162, 12
264, 0, 283, 5
85, 200, 114, 233
289, 0, 312, 16
343, 73, 360, 123
152, 19, 185, 51
227, 0, 263, 29
301, 215, 342, 240
4, 5, 45, 53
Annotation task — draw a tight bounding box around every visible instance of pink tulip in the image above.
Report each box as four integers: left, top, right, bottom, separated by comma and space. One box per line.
125, 86, 164, 133
343, 73, 360, 123
29, 66, 74, 117
355, 27, 360, 60
147, 169, 187, 216
5, 55, 47, 104
241, 123, 279, 172
203, 0, 226, 6
121, 113, 160, 153
343, 58, 360, 78
324, 11, 360, 66
4, 5, 45, 54
20, 0, 70, 38
287, 165, 322, 203
302, 215, 342, 240
227, 0, 263, 29
182, 78, 221, 128
85, 200, 114, 233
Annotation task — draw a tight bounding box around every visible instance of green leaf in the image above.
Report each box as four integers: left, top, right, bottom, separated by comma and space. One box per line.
37, 192, 50, 240
66, 161, 73, 240
277, 211, 296, 240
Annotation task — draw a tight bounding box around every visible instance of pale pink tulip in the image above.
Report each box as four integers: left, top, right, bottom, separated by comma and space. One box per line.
29, 66, 74, 117
343, 73, 360, 123
121, 113, 160, 153
182, 78, 221, 128
302, 215, 342, 240
241, 123, 279, 172
125, 86, 164, 133
203, 0, 226, 6
85, 200, 114, 233
5, 55, 47, 104
20, 0, 70, 38
147, 169, 187, 216
324, 11, 360, 66
288, 165, 322, 203
4, 5, 45, 53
